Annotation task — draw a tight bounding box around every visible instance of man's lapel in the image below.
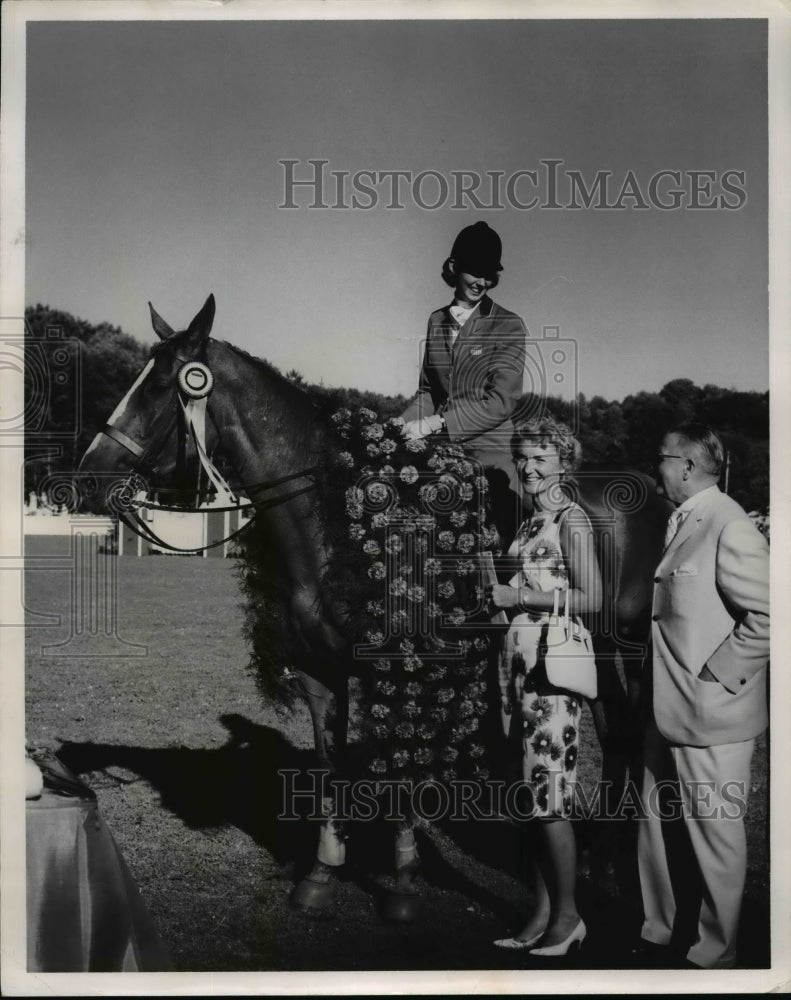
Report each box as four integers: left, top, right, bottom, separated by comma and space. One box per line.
665, 509, 702, 558
663, 488, 720, 560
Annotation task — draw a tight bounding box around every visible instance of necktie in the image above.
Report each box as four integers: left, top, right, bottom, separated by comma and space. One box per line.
449, 304, 475, 325
664, 509, 683, 549
448, 302, 477, 340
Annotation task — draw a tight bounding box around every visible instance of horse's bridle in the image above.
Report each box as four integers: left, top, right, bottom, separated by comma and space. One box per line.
94, 354, 182, 481
98, 350, 320, 553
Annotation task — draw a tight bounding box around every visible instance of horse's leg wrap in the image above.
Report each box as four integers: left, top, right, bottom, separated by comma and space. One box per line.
380, 820, 420, 922
292, 802, 345, 914
291, 667, 348, 915
317, 809, 346, 868
395, 822, 419, 887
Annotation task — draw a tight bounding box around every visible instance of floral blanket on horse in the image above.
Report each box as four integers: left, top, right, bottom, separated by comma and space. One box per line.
328, 407, 500, 784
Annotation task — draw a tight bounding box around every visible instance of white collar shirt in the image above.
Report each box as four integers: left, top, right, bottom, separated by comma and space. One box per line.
447, 301, 480, 344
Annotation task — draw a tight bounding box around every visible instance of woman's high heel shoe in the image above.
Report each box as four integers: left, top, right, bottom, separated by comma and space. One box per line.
493, 928, 545, 950
528, 918, 586, 957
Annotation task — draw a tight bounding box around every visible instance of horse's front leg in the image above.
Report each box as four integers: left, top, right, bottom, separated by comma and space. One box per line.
380, 815, 421, 922
289, 805, 345, 915
290, 669, 349, 916
395, 817, 420, 891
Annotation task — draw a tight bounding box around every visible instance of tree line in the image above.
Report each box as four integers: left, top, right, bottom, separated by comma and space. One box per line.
24, 305, 768, 513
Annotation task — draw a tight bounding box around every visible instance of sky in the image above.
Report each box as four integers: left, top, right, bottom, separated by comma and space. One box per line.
24, 16, 768, 403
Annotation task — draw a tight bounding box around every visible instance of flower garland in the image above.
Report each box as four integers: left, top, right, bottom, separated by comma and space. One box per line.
324, 406, 501, 785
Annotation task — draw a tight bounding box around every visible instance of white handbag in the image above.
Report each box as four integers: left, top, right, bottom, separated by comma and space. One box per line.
543, 588, 598, 699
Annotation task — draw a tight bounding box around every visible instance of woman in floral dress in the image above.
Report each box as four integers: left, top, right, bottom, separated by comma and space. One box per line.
487, 417, 602, 957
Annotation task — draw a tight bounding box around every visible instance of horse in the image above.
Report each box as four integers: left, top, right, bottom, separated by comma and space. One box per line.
77, 294, 670, 917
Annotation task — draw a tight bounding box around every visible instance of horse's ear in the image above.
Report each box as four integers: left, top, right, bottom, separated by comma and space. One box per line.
186, 294, 216, 346
148, 302, 175, 341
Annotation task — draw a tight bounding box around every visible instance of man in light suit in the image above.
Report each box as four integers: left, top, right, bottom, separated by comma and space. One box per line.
637, 423, 769, 968
401, 221, 527, 545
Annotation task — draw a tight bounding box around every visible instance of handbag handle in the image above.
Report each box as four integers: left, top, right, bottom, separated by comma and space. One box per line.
552, 587, 570, 625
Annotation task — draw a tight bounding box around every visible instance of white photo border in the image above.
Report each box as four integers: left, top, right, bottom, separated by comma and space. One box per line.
2, 0, 789, 994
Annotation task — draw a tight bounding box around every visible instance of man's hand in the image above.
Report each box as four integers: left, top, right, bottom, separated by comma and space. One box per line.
403, 415, 443, 440
698, 663, 719, 683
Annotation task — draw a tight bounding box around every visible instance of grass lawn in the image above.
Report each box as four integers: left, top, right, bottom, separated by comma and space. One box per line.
24, 537, 769, 971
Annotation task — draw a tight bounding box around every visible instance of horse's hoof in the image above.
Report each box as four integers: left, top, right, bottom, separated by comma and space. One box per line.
290, 876, 335, 915
380, 890, 419, 923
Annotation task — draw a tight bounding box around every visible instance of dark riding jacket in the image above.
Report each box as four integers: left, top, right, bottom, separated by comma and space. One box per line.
401, 295, 527, 476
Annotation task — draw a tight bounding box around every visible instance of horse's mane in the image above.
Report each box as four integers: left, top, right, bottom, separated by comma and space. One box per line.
220, 340, 407, 431
219, 340, 354, 424
220, 341, 310, 397
221, 340, 279, 372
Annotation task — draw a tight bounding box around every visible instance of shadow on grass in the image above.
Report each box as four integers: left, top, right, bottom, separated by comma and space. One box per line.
56, 714, 438, 895
58, 714, 324, 878
55, 715, 512, 910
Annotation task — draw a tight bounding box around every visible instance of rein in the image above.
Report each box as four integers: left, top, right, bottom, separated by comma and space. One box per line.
132, 467, 321, 513
102, 355, 320, 554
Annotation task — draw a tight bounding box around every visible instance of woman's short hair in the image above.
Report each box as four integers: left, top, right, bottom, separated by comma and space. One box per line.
441, 257, 500, 290
511, 417, 582, 471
